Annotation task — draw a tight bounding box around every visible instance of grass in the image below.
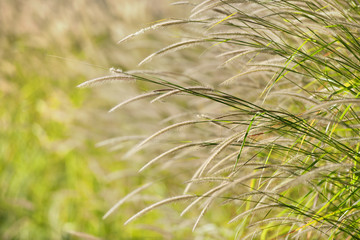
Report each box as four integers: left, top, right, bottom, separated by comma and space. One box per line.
81, 0, 360, 239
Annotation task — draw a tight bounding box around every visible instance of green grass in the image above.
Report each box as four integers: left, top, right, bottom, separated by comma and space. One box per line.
5, 0, 360, 239
81, 0, 360, 239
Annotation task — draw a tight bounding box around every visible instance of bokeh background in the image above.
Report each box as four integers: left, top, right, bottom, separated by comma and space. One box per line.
0, 1, 197, 239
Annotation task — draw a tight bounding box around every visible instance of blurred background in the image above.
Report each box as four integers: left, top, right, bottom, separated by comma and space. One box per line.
0, 0, 195, 239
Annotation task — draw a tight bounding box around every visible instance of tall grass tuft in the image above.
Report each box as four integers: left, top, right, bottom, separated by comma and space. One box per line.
83, 0, 360, 239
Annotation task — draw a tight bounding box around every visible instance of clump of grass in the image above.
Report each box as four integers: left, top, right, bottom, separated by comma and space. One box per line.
85, 0, 360, 239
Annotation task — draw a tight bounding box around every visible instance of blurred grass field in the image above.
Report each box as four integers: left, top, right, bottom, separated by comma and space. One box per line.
0, 1, 185, 239
8, 0, 358, 239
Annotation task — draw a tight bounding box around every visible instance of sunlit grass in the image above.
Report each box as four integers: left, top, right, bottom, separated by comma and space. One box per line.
5, 0, 360, 239
84, 0, 360, 239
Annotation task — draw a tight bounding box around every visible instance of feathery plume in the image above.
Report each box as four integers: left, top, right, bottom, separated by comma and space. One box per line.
118, 19, 191, 44
103, 182, 153, 219
77, 75, 135, 88
124, 195, 196, 225
109, 92, 161, 112
138, 39, 210, 66
125, 120, 205, 157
